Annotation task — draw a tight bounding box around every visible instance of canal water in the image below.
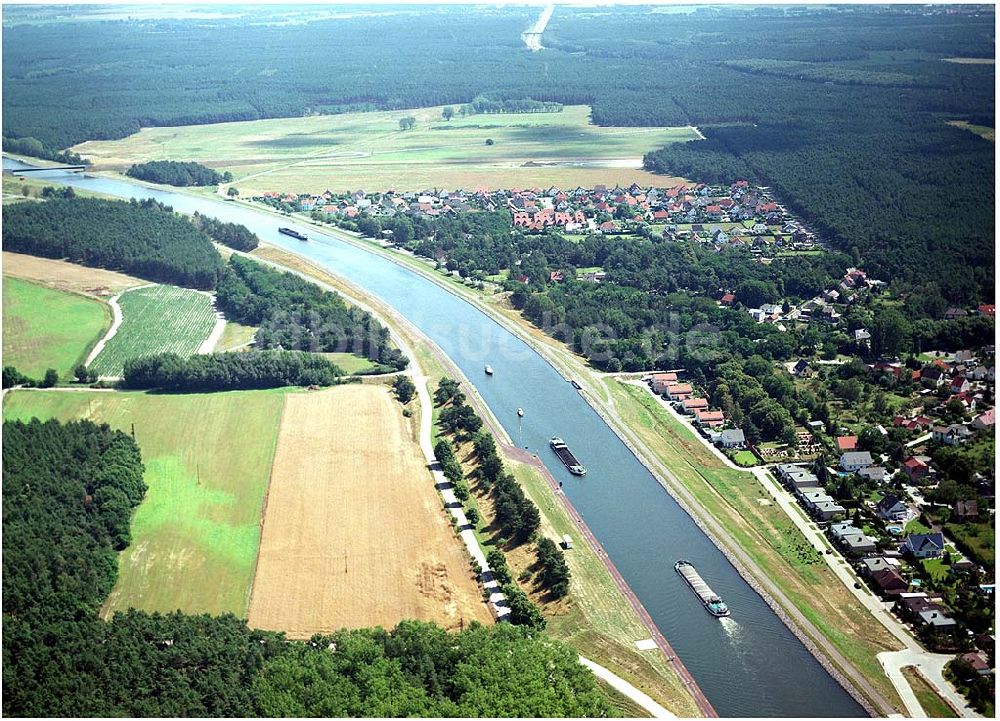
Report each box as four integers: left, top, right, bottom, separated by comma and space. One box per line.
3, 158, 867, 717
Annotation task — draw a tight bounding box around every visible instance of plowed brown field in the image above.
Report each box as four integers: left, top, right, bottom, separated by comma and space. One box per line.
248, 385, 491, 636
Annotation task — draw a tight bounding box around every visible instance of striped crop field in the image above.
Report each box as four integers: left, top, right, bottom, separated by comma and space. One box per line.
90, 284, 217, 377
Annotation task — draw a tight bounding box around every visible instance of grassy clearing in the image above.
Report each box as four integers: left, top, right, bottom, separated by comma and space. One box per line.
215, 320, 258, 351
91, 285, 217, 376
901, 666, 958, 718
3, 388, 286, 617
2, 173, 114, 203
2, 277, 109, 378
73, 104, 695, 192
946, 120, 994, 142
322, 351, 379, 375
606, 380, 905, 711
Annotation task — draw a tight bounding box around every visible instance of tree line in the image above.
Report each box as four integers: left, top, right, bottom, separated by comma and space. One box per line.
191, 212, 260, 251
126, 160, 229, 187
2, 417, 616, 717
216, 255, 408, 371
2, 197, 224, 290
122, 350, 342, 392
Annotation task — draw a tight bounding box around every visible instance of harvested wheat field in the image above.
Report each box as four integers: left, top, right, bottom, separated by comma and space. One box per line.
2, 251, 145, 297
248, 384, 491, 637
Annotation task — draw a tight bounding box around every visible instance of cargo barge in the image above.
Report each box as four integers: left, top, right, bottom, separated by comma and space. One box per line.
549, 437, 586, 475
675, 560, 730, 617
279, 227, 309, 241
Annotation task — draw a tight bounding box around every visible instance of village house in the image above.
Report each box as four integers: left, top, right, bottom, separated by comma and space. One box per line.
681, 397, 709, 414
665, 383, 694, 401
959, 652, 992, 676
931, 423, 973, 446
954, 500, 979, 522
829, 522, 877, 556
836, 436, 858, 452
902, 532, 945, 559
694, 409, 726, 428
902, 456, 931, 483
716, 429, 746, 449
839, 451, 873, 473
876, 494, 909, 522
971, 408, 995, 431
649, 372, 678, 394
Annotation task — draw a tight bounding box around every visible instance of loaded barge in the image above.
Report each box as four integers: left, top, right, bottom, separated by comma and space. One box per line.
279, 227, 309, 241
675, 560, 730, 617
549, 437, 586, 476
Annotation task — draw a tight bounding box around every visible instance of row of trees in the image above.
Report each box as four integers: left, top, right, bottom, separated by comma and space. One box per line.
122, 350, 342, 391
125, 160, 228, 187
191, 212, 260, 251
3, 417, 614, 717
434, 437, 471, 502
534, 537, 571, 600
2, 197, 224, 290
216, 255, 408, 370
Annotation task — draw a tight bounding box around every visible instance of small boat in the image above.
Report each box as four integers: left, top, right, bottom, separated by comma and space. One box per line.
569, 379, 582, 390
675, 560, 730, 618
517, 407, 524, 418
485, 365, 494, 375
278, 227, 308, 241
549, 437, 586, 476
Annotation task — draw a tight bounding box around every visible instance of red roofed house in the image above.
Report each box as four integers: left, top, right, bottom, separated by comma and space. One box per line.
978, 305, 995, 318
972, 409, 995, 431
666, 383, 694, 400
836, 436, 858, 452
695, 409, 726, 427
682, 397, 709, 414
549, 271, 564, 283
950, 376, 971, 395
902, 456, 930, 483
720, 292, 736, 306
650, 373, 678, 394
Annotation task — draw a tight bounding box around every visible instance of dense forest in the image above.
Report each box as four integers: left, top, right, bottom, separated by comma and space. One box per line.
2, 197, 224, 290
192, 212, 260, 251
121, 350, 342, 391
217, 255, 408, 370
126, 160, 227, 186
1, 418, 616, 717
2, 5, 993, 303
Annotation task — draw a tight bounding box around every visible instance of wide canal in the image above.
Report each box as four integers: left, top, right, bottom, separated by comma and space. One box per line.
3, 157, 867, 717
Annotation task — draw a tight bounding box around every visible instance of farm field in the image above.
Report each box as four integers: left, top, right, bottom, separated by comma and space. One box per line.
2, 388, 286, 617
3, 251, 145, 297
72, 104, 696, 193
248, 384, 492, 637
90, 284, 218, 377
2, 277, 109, 379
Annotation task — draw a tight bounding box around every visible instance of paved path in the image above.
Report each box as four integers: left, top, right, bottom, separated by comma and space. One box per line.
579, 657, 674, 718
198, 296, 227, 354
411, 370, 510, 620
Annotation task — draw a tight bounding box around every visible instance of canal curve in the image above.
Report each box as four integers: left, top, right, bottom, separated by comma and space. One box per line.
2, 157, 867, 717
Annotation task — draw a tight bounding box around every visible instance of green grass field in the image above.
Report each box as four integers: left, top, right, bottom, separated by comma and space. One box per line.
73, 104, 698, 192
3, 388, 286, 617
2, 277, 110, 379
90, 285, 217, 376
323, 351, 379, 375
901, 666, 958, 718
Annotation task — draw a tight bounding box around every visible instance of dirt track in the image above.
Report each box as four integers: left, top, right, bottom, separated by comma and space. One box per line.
248, 385, 491, 637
